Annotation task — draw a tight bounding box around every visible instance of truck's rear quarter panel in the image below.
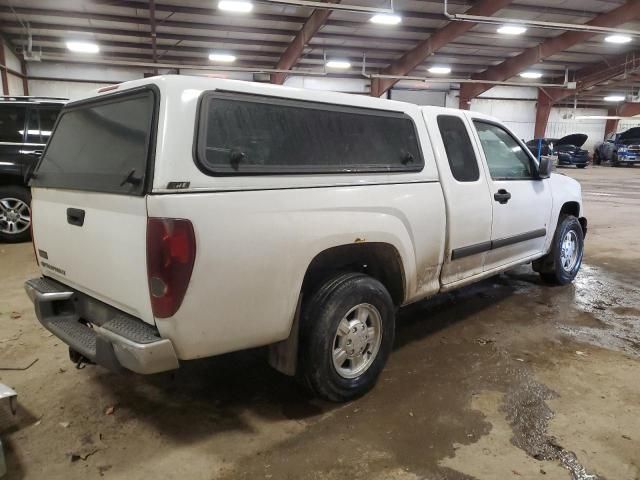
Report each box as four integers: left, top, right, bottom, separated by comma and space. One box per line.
148, 182, 445, 359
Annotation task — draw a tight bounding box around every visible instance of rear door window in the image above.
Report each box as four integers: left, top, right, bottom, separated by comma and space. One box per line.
436, 115, 479, 182
32, 89, 156, 195
196, 92, 423, 174
0, 105, 26, 143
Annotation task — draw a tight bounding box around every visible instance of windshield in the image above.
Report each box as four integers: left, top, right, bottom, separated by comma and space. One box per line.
32, 89, 156, 196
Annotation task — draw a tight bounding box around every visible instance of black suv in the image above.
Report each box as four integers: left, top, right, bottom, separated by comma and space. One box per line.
0, 96, 66, 242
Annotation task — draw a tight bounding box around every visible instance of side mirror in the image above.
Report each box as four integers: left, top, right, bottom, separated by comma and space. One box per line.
537, 157, 553, 179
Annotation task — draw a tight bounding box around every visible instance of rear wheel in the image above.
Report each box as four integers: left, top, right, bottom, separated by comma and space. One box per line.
593, 150, 601, 165
536, 215, 584, 285
297, 272, 395, 402
0, 185, 31, 243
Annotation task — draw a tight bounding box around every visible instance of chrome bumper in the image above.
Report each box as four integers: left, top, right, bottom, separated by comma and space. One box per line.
24, 278, 179, 375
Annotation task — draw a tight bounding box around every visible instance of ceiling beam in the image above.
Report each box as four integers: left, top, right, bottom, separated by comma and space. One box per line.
535, 51, 640, 136
0, 15, 544, 55
90, 0, 612, 21
541, 52, 640, 104
0, 5, 619, 51
459, 1, 640, 108
11, 31, 587, 76
271, 0, 340, 84
369, 0, 513, 97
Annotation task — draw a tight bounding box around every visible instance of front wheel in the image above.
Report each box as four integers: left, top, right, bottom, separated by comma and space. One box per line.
297, 272, 395, 402
536, 215, 584, 285
611, 153, 619, 167
0, 185, 32, 243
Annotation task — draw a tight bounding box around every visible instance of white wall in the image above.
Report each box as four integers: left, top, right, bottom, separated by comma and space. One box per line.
617, 118, 640, 132
2, 43, 25, 95
25, 62, 275, 99
26, 62, 145, 99
390, 89, 446, 106
546, 108, 608, 151
469, 86, 538, 140
16, 61, 624, 148
284, 76, 369, 93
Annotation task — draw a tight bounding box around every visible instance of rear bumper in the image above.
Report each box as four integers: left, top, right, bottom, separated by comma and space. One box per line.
24, 278, 179, 374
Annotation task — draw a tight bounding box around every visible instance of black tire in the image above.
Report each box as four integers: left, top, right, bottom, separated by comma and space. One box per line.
537, 215, 584, 286
593, 150, 601, 165
0, 185, 31, 243
297, 272, 395, 402
577, 164, 586, 169
611, 153, 619, 167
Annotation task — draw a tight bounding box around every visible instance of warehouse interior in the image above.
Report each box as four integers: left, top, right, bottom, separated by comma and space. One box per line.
0, 1, 639, 479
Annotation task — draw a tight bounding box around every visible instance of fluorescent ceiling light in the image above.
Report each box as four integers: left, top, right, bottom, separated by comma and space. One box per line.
66, 41, 99, 54
428, 66, 451, 74
370, 13, 402, 25
604, 95, 625, 102
520, 71, 543, 79
209, 53, 236, 62
605, 34, 632, 44
497, 25, 527, 35
326, 60, 351, 69
218, 1, 253, 12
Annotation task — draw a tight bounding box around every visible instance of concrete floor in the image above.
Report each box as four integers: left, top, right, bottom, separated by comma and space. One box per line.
1, 166, 639, 480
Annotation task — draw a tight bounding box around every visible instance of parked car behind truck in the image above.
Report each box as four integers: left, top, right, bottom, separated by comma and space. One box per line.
526, 134, 589, 168
24, 76, 587, 402
0, 96, 66, 242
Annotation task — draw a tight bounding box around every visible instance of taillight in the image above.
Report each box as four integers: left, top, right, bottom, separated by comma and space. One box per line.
146, 218, 196, 318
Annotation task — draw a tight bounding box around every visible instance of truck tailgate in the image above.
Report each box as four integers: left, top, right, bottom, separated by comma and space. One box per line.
31, 188, 154, 324
28, 87, 158, 325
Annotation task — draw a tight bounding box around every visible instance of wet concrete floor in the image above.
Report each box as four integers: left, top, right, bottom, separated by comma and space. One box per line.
0, 166, 639, 479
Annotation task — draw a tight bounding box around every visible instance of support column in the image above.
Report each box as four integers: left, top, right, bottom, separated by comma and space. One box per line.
458, 84, 472, 110
534, 89, 552, 138
0, 38, 9, 95
604, 107, 619, 137
20, 60, 28, 95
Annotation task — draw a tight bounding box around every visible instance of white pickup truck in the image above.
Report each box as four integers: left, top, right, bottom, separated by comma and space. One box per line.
24, 76, 586, 401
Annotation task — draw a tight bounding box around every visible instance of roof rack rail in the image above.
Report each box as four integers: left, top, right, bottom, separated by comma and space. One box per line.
0, 95, 68, 101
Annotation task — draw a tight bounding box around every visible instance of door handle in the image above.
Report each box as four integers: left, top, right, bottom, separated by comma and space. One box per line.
66, 208, 85, 227
494, 189, 511, 204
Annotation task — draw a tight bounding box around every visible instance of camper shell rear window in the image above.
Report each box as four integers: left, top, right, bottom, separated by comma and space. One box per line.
32, 86, 158, 196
